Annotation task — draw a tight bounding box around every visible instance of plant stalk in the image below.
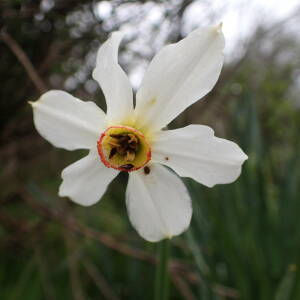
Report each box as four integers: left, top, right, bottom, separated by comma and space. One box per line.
154, 239, 171, 300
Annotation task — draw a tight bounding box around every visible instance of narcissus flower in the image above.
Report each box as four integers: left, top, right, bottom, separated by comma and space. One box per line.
31, 25, 247, 242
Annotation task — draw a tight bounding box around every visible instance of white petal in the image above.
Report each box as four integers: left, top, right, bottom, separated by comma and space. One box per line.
152, 125, 248, 188
31, 90, 106, 151
59, 149, 119, 206
135, 25, 224, 132
126, 164, 192, 242
92, 32, 134, 124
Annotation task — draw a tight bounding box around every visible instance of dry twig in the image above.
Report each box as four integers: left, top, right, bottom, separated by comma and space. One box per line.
171, 273, 198, 300
84, 260, 120, 300
22, 189, 240, 299
0, 29, 48, 93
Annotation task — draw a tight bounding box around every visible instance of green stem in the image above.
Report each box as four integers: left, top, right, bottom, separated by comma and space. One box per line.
154, 239, 171, 300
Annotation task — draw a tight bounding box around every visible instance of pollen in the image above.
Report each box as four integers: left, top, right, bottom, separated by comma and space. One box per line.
97, 126, 151, 172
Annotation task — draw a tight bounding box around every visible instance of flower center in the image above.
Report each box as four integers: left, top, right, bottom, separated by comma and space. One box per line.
97, 126, 151, 172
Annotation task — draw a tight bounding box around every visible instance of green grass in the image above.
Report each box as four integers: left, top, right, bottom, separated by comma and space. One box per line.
1, 64, 300, 300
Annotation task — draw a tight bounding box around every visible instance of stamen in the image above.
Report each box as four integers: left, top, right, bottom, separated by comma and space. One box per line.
117, 146, 126, 155
97, 126, 151, 172
127, 134, 137, 143
107, 132, 140, 162
109, 147, 117, 159
110, 134, 123, 138
108, 138, 120, 147
126, 150, 135, 161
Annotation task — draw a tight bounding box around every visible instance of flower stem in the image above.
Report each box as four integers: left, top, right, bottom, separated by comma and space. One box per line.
154, 239, 171, 300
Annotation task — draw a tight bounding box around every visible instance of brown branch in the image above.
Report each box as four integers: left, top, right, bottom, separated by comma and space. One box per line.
21, 189, 240, 299
171, 273, 198, 300
0, 29, 48, 94
38, 40, 72, 75
64, 230, 86, 300
22, 189, 155, 263
84, 260, 120, 300
34, 243, 57, 300
213, 284, 240, 299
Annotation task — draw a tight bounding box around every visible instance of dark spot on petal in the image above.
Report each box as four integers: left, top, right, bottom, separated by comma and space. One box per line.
165, 157, 169, 160
144, 166, 150, 175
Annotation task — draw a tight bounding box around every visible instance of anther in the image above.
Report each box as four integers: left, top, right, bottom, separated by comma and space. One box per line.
109, 147, 117, 159
126, 150, 135, 161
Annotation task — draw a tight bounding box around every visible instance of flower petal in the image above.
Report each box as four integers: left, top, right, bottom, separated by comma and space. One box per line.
92, 32, 134, 124
152, 125, 248, 188
126, 164, 192, 242
31, 90, 106, 150
59, 149, 119, 206
135, 25, 224, 132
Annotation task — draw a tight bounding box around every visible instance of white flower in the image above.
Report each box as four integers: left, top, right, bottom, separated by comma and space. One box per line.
31, 25, 248, 242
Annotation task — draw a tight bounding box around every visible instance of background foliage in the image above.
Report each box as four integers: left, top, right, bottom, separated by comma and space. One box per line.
1, 1, 300, 299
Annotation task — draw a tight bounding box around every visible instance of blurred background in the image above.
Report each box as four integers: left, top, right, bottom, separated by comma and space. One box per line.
1, 0, 300, 299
